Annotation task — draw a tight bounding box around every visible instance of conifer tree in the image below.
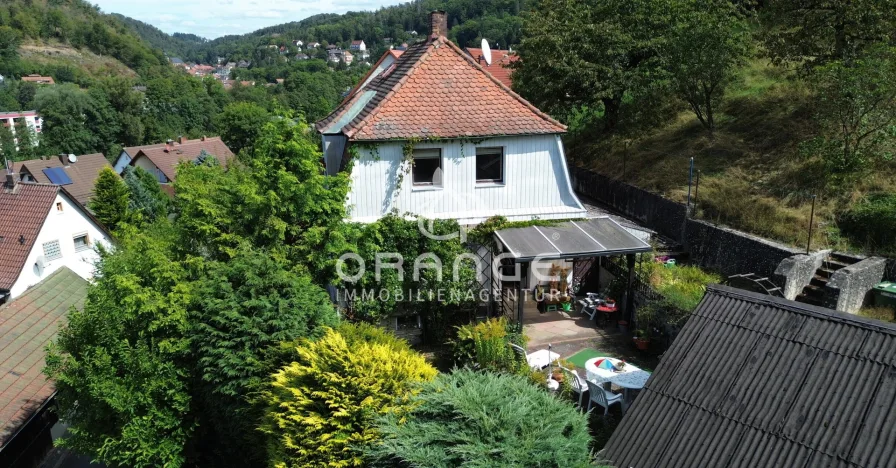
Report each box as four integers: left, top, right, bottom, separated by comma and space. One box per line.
89, 167, 130, 231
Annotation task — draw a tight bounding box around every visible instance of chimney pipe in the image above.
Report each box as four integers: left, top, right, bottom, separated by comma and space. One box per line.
430, 10, 448, 38
178, 135, 186, 144
5, 160, 16, 189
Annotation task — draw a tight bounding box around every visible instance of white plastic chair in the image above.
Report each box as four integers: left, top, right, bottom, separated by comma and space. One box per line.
586, 379, 622, 415
560, 366, 587, 408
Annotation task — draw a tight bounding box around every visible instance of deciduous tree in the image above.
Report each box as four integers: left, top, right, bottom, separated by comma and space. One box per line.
214, 101, 271, 153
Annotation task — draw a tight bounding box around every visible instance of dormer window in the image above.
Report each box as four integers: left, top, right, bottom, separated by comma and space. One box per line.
412, 149, 442, 186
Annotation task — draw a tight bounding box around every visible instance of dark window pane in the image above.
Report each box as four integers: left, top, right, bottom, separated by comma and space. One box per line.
412, 149, 442, 185
476, 147, 503, 183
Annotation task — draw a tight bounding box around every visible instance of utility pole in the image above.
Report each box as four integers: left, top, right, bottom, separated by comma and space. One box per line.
685, 157, 694, 216
806, 194, 817, 255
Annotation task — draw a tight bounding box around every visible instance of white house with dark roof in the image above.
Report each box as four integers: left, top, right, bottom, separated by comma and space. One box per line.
315, 11, 585, 225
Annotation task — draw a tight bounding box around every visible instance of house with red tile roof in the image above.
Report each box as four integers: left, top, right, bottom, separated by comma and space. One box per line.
0, 267, 88, 466
316, 11, 585, 224
0, 173, 112, 300
20, 75, 54, 85
13, 153, 111, 206
112, 136, 235, 185
465, 47, 518, 89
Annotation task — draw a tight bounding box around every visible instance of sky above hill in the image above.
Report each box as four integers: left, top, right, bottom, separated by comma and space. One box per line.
92, 0, 403, 39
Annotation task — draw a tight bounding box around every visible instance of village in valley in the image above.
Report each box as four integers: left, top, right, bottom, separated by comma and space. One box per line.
0, 1, 895, 467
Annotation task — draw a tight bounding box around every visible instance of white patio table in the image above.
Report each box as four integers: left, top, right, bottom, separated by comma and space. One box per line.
584, 357, 651, 411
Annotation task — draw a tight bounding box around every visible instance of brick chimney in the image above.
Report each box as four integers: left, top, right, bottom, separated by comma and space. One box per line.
430, 10, 448, 38
165, 139, 173, 153
178, 135, 186, 144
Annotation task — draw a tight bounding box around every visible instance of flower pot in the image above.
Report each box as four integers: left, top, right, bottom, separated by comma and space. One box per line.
562, 302, 572, 312
633, 337, 650, 351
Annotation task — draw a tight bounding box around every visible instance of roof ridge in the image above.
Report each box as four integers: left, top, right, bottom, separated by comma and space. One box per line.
706, 284, 896, 333
442, 39, 566, 132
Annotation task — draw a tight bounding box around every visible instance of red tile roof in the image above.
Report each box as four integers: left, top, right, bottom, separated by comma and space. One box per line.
13, 153, 110, 205
464, 48, 518, 88
20, 75, 54, 85
0, 267, 88, 447
131, 137, 235, 181
0, 183, 60, 292
317, 36, 564, 141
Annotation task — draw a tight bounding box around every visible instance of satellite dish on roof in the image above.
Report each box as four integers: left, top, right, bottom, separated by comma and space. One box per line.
67, 154, 77, 163
481, 39, 492, 66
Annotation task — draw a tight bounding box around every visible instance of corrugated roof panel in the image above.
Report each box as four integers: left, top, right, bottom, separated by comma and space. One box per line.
783, 353, 884, 457
850, 368, 896, 468
495, 228, 557, 258
719, 335, 815, 429
857, 331, 896, 366
536, 224, 598, 255
604, 285, 896, 468
579, 217, 650, 251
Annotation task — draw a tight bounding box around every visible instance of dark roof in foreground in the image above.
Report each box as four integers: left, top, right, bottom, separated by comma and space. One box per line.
13, 153, 110, 205
0, 267, 88, 446
604, 284, 896, 468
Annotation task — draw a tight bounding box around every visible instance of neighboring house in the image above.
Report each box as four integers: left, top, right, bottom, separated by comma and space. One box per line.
342, 50, 354, 65
294, 40, 304, 47
350, 40, 369, 59
20, 75, 54, 85
604, 284, 896, 468
309, 42, 320, 48
295, 53, 310, 60
120, 137, 235, 187
315, 11, 585, 224
237, 60, 250, 68
13, 153, 111, 206
113, 136, 234, 175
0, 267, 88, 468
0, 175, 112, 300
394, 43, 409, 51
190, 64, 215, 77
0, 111, 41, 151
327, 48, 344, 63
170, 57, 185, 66
465, 47, 518, 89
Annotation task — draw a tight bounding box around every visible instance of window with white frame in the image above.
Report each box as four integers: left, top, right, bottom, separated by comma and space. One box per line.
42, 240, 62, 260
73, 233, 90, 252
475, 147, 504, 183
411, 148, 442, 186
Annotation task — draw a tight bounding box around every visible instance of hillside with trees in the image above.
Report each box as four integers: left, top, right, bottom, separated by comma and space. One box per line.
512, 0, 896, 256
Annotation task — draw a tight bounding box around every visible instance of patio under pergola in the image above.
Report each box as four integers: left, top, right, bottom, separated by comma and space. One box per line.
490, 217, 653, 346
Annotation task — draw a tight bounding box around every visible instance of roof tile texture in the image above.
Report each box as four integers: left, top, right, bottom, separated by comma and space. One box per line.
0, 184, 59, 291
465, 47, 517, 88
318, 37, 564, 141
13, 154, 110, 205
132, 137, 234, 181
604, 285, 896, 468
0, 267, 87, 446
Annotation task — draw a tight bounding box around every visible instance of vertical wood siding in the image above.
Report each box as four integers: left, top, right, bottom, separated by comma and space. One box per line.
346, 135, 585, 223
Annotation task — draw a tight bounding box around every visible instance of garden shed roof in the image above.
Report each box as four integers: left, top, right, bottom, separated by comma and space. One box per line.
604, 284, 896, 468
493, 217, 651, 261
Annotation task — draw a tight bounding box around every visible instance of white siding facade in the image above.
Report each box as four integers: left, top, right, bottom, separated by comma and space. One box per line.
11, 192, 112, 298
345, 134, 586, 224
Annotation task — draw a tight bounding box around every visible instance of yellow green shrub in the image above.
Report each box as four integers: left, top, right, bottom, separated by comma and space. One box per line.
260, 322, 437, 468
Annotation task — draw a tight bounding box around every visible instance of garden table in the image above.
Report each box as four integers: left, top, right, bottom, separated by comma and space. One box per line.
584, 357, 651, 411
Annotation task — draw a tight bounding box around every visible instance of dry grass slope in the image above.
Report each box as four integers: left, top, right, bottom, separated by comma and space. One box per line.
19, 41, 137, 79
573, 61, 896, 253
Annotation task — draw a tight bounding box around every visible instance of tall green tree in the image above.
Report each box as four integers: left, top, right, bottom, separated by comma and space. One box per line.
664, 0, 751, 132
804, 45, 896, 174
122, 166, 169, 223
513, 0, 674, 131
89, 167, 130, 232
0, 124, 17, 162
33, 84, 120, 156
13, 118, 36, 160
0, 26, 21, 76
762, 0, 896, 68
214, 101, 271, 153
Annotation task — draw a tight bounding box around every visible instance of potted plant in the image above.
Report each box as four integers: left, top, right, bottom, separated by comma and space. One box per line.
617, 320, 629, 334
633, 329, 651, 350
550, 358, 573, 383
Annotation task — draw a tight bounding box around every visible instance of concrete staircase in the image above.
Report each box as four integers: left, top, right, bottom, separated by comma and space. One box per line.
795, 253, 859, 307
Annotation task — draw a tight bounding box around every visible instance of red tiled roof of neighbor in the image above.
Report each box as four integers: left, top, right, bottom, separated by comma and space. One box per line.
0, 267, 88, 447
131, 137, 235, 181
465, 47, 518, 88
13, 153, 110, 205
0, 184, 60, 292
317, 36, 564, 141
20, 75, 54, 85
